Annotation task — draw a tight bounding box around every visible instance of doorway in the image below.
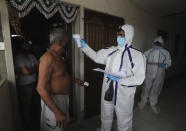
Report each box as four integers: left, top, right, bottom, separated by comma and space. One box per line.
10, 7, 75, 128
84, 9, 124, 118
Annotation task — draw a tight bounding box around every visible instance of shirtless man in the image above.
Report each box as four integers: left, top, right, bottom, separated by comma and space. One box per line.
37, 28, 82, 131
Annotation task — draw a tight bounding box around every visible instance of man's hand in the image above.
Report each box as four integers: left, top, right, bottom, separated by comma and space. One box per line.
17, 66, 37, 75
158, 63, 166, 69
74, 79, 89, 87
55, 110, 67, 128
75, 79, 84, 86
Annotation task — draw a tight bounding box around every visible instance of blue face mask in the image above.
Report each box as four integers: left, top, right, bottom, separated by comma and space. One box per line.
117, 36, 125, 47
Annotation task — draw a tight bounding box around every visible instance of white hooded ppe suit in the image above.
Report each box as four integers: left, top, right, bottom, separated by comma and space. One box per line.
81, 24, 146, 131
139, 36, 171, 109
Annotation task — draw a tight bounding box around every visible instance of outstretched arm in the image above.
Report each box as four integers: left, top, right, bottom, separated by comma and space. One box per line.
81, 44, 109, 65
73, 39, 115, 65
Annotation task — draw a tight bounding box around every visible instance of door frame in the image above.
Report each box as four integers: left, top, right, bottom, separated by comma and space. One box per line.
0, 0, 21, 130
0, 0, 16, 85
72, 6, 85, 121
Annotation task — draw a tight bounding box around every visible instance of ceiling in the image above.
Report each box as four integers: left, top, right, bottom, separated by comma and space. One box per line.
129, 0, 186, 26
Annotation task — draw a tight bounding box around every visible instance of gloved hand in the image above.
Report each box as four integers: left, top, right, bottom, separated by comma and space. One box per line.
112, 71, 126, 78
80, 39, 86, 48
105, 74, 120, 82
159, 63, 166, 69
73, 39, 86, 48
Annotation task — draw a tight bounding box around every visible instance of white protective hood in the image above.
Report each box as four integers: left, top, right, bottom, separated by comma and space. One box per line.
154, 36, 164, 45
121, 24, 134, 45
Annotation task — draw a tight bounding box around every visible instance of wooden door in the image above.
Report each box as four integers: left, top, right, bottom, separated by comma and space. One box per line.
84, 9, 124, 118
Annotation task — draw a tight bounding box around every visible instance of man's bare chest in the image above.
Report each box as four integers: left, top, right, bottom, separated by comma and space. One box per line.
53, 58, 67, 75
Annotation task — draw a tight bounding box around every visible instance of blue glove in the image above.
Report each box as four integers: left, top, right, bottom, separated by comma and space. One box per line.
80, 39, 86, 48
159, 63, 166, 69
106, 74, 120, 82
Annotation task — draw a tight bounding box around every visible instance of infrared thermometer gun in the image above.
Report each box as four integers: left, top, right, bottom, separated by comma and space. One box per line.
72, 34, 81, 48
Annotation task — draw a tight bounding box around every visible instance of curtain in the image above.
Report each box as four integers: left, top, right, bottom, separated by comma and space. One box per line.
9, 0, 79, 23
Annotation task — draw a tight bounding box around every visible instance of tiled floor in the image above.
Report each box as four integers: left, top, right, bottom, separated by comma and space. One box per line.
30, 76, 186, 131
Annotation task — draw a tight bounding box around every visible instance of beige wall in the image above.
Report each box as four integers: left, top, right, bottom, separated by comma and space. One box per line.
60, 0, 182, 50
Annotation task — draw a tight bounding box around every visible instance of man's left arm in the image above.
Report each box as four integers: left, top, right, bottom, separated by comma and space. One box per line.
119, 53, 146, 86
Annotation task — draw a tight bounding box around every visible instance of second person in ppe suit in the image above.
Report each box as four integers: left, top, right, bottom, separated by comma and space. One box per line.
73, 24, 146, 131
138, 36, 171, 114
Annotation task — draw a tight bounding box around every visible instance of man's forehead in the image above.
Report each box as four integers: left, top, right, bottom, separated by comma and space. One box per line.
117, 30, 125, 35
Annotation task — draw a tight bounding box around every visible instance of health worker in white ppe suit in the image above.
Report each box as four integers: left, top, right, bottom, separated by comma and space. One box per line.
138, 36, 171, 114
73, 24, 146, 131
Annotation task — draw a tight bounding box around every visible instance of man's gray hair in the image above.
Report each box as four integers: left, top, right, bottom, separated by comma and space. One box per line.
49, 28, 66, 45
